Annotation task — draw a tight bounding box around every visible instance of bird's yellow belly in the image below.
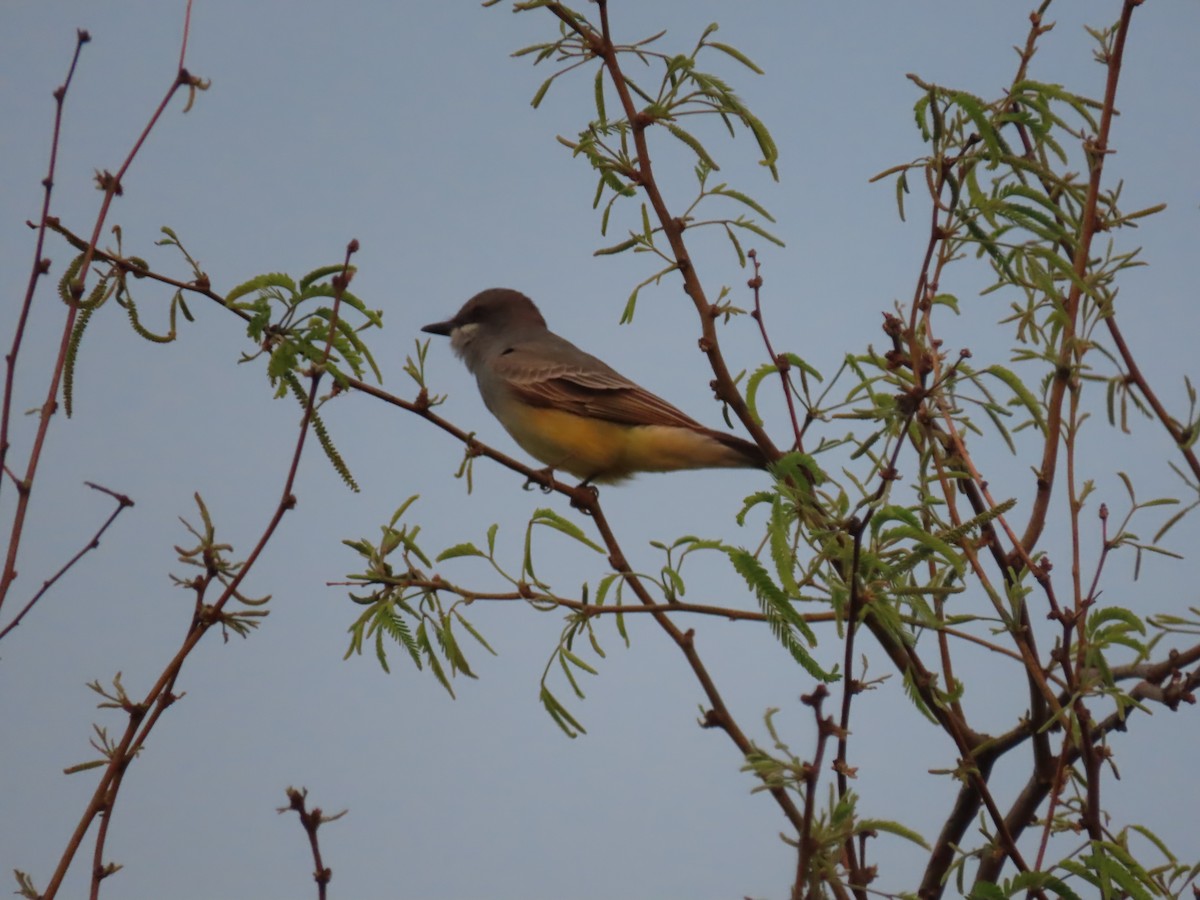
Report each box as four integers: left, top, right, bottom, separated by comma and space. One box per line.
500, 405, 730, 483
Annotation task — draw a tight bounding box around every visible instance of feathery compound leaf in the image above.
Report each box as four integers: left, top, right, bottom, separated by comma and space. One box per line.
299, 264, 354, 293
726, 547, 833, 681
706, 41, 764, 74
593, 237, 640, 257
709, 185, 775, 222
767, 498, 800, 597
856, 819, 931, 850
282, 372, 359, 491
531, 74, 554, 109
63, 307, 93, 418
951, 91, 1002, 164
984, 365, 1046, 432
731, 217, 786, 248
225, 272, 297, 307
664, 123, 720, 170
593, 66, 606, 125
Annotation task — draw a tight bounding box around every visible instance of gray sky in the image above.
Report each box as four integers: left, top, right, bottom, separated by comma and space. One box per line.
2, 3, 1199, 898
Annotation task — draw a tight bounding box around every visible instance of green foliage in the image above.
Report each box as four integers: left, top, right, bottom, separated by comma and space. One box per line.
726, 544, 833, 681
60, 226, 195, 415
342, 498, 487, 694
170, 492, 271, 638
344, 497, 615, 718
218, 259, 383, 490
229, 263, 383, 390
338, 6, 1199, 897
510, 7, 781, 294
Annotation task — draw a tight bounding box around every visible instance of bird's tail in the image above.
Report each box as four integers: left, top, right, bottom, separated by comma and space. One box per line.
701, 428, 772, 470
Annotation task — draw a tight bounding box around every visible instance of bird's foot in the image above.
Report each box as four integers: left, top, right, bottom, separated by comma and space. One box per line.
568, 480, 599, 514
523, 467, 557, 493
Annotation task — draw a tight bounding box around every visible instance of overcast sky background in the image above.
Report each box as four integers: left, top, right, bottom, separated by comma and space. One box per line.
2, 3, 1198, 898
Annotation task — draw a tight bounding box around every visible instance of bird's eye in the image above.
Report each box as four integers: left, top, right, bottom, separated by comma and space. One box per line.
501, 347, 515, 356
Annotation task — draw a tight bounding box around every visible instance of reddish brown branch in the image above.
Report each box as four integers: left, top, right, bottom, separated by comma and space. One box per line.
279, 787, 346, 900
1103, 316, 1200, 484
747, 250, 805, 451
1, 3, 197, 621
579, 490, 806, 833
542, 0, 780, 464
0, 30, 88, 493
1018, 0, 1141, 557
41, 240, 357, 899
796, 686, 833, 900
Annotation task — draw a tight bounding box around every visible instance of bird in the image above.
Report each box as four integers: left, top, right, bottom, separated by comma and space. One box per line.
422, 288, 768, 484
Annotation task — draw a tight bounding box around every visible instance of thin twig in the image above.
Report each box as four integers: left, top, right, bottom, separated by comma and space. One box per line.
1018, 0, 1141, 557
279, 787, 347, 900
0, 4, 197, 619
45, 240, 357, 900
0, 30, 89, 495
747, 250, 805, 451
0, 482, 133, 642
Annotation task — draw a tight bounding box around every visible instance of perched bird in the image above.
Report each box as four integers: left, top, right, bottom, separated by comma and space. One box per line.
423, 288, 768, 484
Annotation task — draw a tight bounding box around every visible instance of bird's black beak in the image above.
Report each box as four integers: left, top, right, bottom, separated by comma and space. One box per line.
421, 319, 455, 337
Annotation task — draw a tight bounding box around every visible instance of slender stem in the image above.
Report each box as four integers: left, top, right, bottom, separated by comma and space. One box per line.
582, 491, 806, 832
41, 240, 356, 899
1018, 0, 1140, 557
544, 1, 780, 462
0, 483, 133, 642
1, 3, 193, 619
0, 31, 88, 495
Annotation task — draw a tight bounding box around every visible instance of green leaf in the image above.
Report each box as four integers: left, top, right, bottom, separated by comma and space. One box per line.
664, 123, 720, 170
593, 66, 606, 125
742, 109, 779, 179
299, 264, 352, 292
726, 547, 833, 681
620, 284, 639, 324
731, 217, 786, 248
225, 272, 297, 307
561, 649, 599, 676
888, 525, 966, 576
437, 542, 485, 562
967, 882, 1005, 900
539, 685, 585, 738
593, 237, 640, 256
856, 819, 930, 849
1012, 872, 1082, 900
531, 508, 604, 553
453, 610, 497, 656
951, 91, 1002, 164
983, 364, 1046, 433
723, 224, 746, 266
531, 74, 554, 109
706, 41, 764, 75
710, 185, 775, 222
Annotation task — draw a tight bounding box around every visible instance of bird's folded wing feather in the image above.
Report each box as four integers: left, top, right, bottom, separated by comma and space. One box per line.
494, 343, 706, 430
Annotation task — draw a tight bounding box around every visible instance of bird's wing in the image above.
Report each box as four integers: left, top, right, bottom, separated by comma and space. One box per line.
493, 341, 706, 430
